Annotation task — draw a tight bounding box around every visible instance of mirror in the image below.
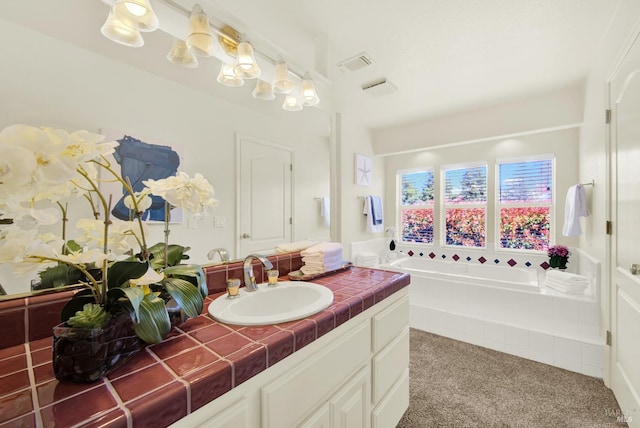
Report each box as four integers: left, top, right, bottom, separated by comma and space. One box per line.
0, 3, 331, 299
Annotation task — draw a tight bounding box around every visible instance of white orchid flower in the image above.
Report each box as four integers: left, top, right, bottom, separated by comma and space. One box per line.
143, 172, 218, 215
130, 265, 164, 295
124, 189, 152, 212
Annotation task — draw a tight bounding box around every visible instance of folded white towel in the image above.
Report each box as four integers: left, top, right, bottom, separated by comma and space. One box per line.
545, 278, 588, 290
300, 261, 343, 276
544, 280, 587, 295
276, 240, 317, 254
546, 270, 590, 283
301, 242, 343, 258
302, 254, 343, 267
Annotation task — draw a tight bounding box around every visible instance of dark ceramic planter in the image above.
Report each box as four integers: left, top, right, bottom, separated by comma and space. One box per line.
549, 255, 568, 270
52, 312, 144, 383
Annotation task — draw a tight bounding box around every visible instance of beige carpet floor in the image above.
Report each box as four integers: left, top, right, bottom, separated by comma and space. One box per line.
397, 329, 627, 428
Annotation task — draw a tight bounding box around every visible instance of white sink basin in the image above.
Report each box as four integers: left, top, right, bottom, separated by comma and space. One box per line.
208, 281, 334, 326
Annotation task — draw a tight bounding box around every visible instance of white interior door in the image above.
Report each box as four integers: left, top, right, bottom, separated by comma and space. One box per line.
237, 135, 292, 258
609, 34, 640, 428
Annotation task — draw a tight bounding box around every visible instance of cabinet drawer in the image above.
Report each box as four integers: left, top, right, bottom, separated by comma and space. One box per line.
262, 320, 371, 428
372, 326, 409, 404
372, 368, 409, 428
372, 294, 409, 352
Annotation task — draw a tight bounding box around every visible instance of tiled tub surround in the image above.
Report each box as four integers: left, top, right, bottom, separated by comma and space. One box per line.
385, 248, 605, 378
0, 256, 409, 428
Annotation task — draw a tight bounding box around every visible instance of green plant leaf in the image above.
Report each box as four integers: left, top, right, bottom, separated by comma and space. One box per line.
131, 293, 171, 344
148, 242, 191, 269
60, 294, 97, 323
163, 264, 208, 298
119, 287, 145, 322
107, 261, 149, 289
38, 264, 83, 289
65, 240, 82, 253
162, 277, 203, 319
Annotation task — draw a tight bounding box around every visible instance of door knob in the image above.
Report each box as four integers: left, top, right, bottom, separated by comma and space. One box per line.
631, 264, 640, 275
241, 233, 251, 239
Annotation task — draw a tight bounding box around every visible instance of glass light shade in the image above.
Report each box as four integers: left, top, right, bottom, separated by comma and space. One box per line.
252, 80, 275, 100
234, 42, 261, 79
187, 4, 215, 56
302, 75, 320, 105
166, 39, 198, 68
112, 0, 159, 32
273, 61, 294, 94
101, 11, 144, 48
282, 93, 303, 111
217, 63, 244, 87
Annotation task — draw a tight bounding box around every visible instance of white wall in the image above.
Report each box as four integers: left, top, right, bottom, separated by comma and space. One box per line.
372, 84, 584, 155
0, 18, 330, 294
383, 128, 581, 261
335, 113, 385, 261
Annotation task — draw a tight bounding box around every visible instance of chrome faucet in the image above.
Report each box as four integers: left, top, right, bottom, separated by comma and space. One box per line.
207, 248, 229, 263
243, 254, 274, 292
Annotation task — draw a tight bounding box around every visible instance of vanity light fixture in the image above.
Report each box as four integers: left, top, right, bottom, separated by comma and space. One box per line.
282, 91, 303, 111
187, 4, 215, 57
301, 73, 320, 106
112, 0, 159, 32
101, 11, 144, 47
273, 60, 294, 94
217, 63, 244, 87
100, 0, 320, 110
166, 39, 198, 68
252, 80, 276, 100
234, 38, 261, 79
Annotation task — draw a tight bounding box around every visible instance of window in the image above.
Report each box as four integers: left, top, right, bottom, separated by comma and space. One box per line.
443, 165, 487, 248
399, 170, 434, 244
497, 158, 553, 251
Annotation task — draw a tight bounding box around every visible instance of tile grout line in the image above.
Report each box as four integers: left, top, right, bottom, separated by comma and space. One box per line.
146, 346, 192, 415
23, 341, 44, 428
102, 376, 133, 428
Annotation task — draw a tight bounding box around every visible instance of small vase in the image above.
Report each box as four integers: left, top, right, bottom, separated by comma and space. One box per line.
52, 312, 144, 383
549, 255, 568, 270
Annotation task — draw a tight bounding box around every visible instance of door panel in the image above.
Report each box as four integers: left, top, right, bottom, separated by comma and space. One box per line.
238, 136, 292, 257
610, 32, 640, 427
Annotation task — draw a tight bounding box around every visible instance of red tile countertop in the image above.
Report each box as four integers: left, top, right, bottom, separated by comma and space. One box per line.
0, 267, 409, 428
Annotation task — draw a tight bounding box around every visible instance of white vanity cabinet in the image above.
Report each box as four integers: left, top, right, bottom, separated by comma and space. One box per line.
171, 288, 409, 428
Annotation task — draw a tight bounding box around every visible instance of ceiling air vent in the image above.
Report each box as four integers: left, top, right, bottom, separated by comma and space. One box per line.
362, 79, 398, 97
337, 52, 374, 73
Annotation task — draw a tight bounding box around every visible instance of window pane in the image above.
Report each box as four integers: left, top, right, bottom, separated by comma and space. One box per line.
401, 208, 434, 243
445, 208, 485, 247
499, 207, 550, 250
499, 160, 552, 203
444, 166, 487, 204
401, 171, 434, 205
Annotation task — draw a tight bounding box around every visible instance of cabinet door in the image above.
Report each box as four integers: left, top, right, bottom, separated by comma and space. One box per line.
330, 366, 371, 428
299, 404, 331, 428
195, 398, 248, 428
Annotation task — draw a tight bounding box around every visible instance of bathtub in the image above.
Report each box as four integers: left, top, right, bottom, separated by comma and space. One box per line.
379, 253, 604, 378
384, 257, 539, 291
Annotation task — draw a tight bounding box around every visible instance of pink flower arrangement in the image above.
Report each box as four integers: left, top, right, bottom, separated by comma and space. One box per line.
548, 245, 569, 258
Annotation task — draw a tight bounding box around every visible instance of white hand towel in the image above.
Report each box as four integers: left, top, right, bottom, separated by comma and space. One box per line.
363, 196, 383, 233
562, 184, 589, 236
320, 197, 330, 228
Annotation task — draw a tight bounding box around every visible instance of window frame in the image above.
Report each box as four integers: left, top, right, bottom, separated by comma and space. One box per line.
397, 167, 436, 246
495, 154, 555, 254
440, 161, 488, 249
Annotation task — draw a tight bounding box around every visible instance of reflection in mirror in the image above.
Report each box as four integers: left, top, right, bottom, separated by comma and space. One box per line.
0, 3, 332, 299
